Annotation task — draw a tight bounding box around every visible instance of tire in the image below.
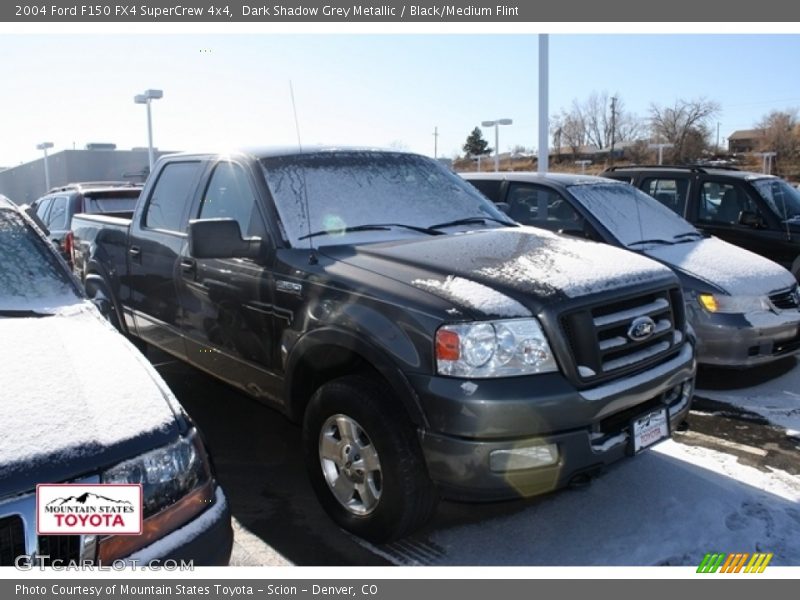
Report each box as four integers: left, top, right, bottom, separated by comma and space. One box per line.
302, 375, 438, 543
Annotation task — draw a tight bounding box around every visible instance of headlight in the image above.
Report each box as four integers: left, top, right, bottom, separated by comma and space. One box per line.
698, 293, 769, 314
103, 432, 210, 517
435, 318, 557, 378
98, 430, 215, 563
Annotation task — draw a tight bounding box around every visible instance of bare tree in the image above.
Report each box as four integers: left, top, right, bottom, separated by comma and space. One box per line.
552, 101, 587, 159
649, 98, 720, 162
554, 92, 643, 157
756, 109, 799, 175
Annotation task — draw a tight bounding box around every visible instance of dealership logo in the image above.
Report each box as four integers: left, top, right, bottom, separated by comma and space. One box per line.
627, 316, 656, 342
696, 552, 773, 573
36, 484, 142, 535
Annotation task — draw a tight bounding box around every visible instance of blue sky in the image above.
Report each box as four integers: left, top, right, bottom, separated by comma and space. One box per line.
3, 34, 800, 167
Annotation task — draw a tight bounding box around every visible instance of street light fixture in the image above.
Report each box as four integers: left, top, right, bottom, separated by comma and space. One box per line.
134, 88, 163, 173
481, 118, 513, 172
36, 142, 54, 191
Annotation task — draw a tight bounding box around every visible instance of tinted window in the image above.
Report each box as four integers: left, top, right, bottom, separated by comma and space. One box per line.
83, 191, 140, 214
144, 162, 202, 232
698, 182, 759, 224
199, 162, 265, 238
0, 208, 79, 310
35, 197, 52, 222
46, 196, 69, 229
506, 184, 583, 230
641, 177, 689, 217
467, 179, 503, 202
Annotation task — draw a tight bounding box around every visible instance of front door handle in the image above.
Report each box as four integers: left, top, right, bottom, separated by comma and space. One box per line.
180, 258, 196, 274
128, 246, 142, 262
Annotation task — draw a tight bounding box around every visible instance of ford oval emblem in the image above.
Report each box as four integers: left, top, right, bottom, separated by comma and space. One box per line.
628, 316, 656, 342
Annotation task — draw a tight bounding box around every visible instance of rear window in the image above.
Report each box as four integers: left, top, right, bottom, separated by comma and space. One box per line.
83, 191, 140, 215
0, 209, 80, 310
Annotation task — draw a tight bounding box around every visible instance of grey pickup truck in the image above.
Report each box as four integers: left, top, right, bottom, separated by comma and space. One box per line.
71, 148, 696, 541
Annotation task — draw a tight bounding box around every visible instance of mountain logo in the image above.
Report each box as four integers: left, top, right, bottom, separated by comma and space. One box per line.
36, 484, 142, 535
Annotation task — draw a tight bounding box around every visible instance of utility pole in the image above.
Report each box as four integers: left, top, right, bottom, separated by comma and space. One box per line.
433, 126, 439, 159
609, 96, 617, 166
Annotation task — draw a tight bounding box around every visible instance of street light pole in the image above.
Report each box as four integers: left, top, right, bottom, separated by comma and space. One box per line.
36, 142, 54, 192
481, 118, 513, 172
134, 89, 163, 173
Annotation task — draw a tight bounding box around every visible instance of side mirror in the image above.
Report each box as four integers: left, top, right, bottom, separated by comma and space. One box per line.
738, 211, 764, 228
495, 202, 510, 215
188, 218, 263, 259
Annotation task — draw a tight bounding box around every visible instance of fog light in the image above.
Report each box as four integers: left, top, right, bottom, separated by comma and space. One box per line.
489, 444, 559, 472
698, 294, 718, 312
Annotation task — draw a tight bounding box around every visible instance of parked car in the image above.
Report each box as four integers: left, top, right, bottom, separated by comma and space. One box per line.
0, 195, 232, 567
30, 182, 141, 267
601, 165, 800, 281
71, 148, 695, 542
463, 172, 800, 368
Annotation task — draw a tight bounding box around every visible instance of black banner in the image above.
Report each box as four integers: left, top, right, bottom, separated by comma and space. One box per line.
3, 0, 800, 22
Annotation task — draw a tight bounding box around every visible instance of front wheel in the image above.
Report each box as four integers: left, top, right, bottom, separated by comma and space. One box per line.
302, 375, 438, 543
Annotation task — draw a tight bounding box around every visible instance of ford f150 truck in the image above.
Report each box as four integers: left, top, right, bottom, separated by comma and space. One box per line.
71, 148, 696, 542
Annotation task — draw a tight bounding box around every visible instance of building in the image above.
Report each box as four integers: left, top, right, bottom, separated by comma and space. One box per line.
727, 129, 765, 154
0, 145, 176, 205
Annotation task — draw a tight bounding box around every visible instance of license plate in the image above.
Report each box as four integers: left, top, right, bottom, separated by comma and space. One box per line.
631, 408, 669, 453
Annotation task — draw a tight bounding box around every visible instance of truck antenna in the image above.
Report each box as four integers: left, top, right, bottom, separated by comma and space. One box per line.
289, 80, 317, 265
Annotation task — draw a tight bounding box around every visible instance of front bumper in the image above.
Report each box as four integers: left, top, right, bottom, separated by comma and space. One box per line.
411, 344, 695, 501
127, 487, 233, 566
690, 306, 800, 367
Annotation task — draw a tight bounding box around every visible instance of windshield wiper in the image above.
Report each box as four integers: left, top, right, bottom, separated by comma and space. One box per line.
627, 239, 675, 247
426, 216, 517, 231
298, 223, 442, 241
0, 309, 52, 318
673, 231, 704, 242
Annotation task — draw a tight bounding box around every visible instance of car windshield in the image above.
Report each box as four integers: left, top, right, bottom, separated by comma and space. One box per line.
568, 182, 699, 247
0, 208, 81, 312
261, 151, 512, 247
751, 178, 800, 221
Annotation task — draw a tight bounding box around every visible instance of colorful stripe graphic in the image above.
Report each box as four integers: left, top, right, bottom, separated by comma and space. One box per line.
697, 552, 773, 573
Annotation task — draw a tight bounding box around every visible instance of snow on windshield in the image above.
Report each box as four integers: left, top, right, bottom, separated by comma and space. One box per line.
645, 236, 796, 296
752, 178, 800, 220
412, 275, 531, 318
568, 182, 697, 247
261, 152, 507, 247
0, 209, 80, 311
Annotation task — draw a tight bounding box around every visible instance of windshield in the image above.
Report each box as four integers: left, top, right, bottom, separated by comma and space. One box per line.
752, 178, 800, 221
0, 208, 81, 312
261, 152, 510, 247
568, 182, 699, 247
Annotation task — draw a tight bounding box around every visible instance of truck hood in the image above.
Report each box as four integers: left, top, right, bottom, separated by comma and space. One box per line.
323, 227, 674, 318
643, 236, 796, 296
0, 303, 180, 497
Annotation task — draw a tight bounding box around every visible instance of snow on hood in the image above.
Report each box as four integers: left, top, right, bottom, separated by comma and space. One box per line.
471, 228, 673, 299
644, 237, 795, 296
412, 276, 531, 318
0, 303, 178, 482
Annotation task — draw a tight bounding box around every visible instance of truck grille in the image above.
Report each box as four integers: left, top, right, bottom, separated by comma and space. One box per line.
769, 286, 800, 310
0, 516, 25, 566
38, 534, 82, 562
561, 288, 683, 384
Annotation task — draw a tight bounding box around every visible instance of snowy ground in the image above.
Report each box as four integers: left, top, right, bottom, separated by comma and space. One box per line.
352, 361, 800, 567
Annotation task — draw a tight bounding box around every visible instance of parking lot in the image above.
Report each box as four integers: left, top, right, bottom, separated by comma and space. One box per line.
151, 349, 800, 566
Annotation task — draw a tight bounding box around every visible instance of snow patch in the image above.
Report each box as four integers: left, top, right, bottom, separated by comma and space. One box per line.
412, 275, 531, 318
460, 381, 478, 396
645, 237, 796, 296
0, 303, 177, 474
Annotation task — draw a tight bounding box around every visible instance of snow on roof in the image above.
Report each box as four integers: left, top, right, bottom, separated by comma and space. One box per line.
412, 275, 531, 318
645, 237, 795, 296
0, 304, 177, 474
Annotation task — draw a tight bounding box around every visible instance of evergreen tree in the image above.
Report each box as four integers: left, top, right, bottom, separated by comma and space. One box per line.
463, 127, 492, 157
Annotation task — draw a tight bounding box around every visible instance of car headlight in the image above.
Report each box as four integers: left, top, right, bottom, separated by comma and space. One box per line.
435, 318, 557, 378
98, 430, 214, 562
698, 293, 769, 314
